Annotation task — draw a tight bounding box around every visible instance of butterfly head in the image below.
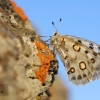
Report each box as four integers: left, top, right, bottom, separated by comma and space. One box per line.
50, 19, 63, 49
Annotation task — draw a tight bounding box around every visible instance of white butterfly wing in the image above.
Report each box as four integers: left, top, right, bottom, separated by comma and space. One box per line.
57, 34, 100, 85
66, 35, 100, 53
65, 35, 100, 79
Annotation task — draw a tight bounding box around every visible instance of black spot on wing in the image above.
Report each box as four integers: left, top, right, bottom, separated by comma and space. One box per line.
91, 58, 95, 63
85, 50, 88, 54
93, 52, 97, 56
98, 46, 100, 50
89, 46, 94, 49
77, 75, 82, 80
64, 56, 68, 60
88, 43, 94, 49
83, 74, 87, 78
89, 43, 93, 46
71, 76, 76, 80
78, 39, 82, 43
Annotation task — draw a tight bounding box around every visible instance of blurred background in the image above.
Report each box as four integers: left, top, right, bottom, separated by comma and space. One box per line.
14, 0, 100, 100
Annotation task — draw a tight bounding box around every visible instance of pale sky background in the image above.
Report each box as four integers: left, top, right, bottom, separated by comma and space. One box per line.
14, 0, 100, 100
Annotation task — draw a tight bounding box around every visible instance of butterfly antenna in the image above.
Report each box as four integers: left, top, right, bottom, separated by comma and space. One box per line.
52, 22, 57, 32
39, 35, 52, 38
44, 38, 51, 42
58, 18, 62, 32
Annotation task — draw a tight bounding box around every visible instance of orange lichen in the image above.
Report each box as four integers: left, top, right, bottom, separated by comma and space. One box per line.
35, 42, 50, 52
10, 0, 28, 21
37, 53, 45, 65
35, 42, 45, 49
35, 42, 54, 83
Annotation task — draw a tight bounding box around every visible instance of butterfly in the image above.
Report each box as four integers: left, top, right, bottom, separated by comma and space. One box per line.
50, 19, 100, 85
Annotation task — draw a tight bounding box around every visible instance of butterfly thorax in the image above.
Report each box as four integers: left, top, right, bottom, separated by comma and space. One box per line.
50, 32, 64, 50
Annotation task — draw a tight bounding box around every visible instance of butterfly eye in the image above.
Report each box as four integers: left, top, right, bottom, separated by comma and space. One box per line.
54, 32, 57, 36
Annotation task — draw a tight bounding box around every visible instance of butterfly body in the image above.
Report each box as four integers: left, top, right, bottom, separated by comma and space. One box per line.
50, 32, 100, 85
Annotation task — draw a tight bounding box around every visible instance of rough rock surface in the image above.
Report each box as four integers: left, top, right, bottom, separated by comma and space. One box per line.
0, 0, 59, 100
